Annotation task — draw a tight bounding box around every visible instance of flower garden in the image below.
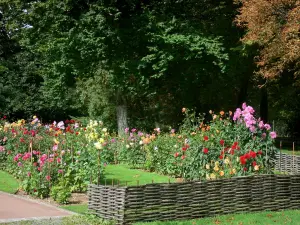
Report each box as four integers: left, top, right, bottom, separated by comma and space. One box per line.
0, 103, 279, 207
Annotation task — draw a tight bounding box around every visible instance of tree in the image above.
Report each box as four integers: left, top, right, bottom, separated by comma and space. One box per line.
236, 0, 300, 80
1, 0, 233, 131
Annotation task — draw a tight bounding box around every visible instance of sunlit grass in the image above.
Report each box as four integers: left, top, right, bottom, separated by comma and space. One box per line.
0, 170, 19, 194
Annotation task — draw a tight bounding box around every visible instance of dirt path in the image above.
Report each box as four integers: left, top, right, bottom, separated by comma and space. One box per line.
0, 191, 73, 223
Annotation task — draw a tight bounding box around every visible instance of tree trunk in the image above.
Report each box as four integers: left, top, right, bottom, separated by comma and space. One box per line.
117, 105, 128, 135
260, 86, 268, 122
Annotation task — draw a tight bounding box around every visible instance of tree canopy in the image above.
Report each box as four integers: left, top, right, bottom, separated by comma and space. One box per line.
0, 0, 299, 135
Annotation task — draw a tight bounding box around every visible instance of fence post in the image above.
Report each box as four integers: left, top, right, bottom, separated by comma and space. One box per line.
279, 141, 282, 173
293, 142, 295, 173
266, 145, 268, 173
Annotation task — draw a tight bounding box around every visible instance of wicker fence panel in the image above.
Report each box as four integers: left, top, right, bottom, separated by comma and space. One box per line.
275, 153, 300, 174
89, 174, 300, 224
88, 184, 126, 223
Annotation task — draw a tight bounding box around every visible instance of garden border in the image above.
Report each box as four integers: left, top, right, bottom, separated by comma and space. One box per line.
88, 173, 300, 225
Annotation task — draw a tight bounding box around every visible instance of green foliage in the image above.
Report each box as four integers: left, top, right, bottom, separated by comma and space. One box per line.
0, 0, 234, 130
50, 181, 72, 204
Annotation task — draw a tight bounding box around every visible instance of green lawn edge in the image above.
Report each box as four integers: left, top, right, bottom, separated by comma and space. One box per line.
0, 170, 19, 194
133, 210, 300, 225
101, 164, 176, 186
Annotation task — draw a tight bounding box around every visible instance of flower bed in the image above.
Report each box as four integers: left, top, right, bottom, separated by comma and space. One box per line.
0, 118, 113, 203
117, 103, 278, 180
0, 103, 278, 203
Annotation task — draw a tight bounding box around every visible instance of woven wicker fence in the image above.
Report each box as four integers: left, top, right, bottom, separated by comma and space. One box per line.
88, 174, 300, 224
275, 153, 300, 174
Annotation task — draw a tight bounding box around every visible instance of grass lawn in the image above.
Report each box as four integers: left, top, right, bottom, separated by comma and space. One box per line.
3, 210, 300, 225
101, 164, 176, 186
0, 170, 19, 194
134, 210, 300, 225
61, 204, 88, 214
281, 149, 300, 156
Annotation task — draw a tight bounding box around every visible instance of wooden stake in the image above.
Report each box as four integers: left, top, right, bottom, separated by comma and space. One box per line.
293, 142, 295, 173
97, 150, 100, 185
30, 140, 33, 163
71, 144, 74, 164
266, 145, 268, 173
279, 141, 282, 173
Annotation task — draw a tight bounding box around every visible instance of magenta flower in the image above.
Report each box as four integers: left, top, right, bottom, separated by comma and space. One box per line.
245, 106, 255, 114
57, 121, 65, 129
74, 123, 79, 129
45, 175, 51, 181
58, 169, 63, 174
264, 124, 271, 130
259, 121, 264, 129
270, 131, 277, 139
262, 133, 267, 139
124, 127, 129, 133
242, 102, 247, 110
249, 126, 256, 133
17, 162, 22, 167
233, 108, 242, 121
27, 172, 31, 177
52, 145, 58, 151
0, 146, 5, 152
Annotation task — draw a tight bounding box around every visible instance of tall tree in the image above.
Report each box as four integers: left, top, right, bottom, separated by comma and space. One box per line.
236, 0, 300, 80
1, 0, 233, 131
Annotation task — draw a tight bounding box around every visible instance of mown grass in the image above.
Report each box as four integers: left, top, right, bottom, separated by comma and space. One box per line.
101, 164, 176, 186
61, 204, 88, 214
134, 210, 300, 225
281, 149, 300, 156
2, 215, 114, 225
0, 170, 19, 193
4, 210, 300, 225
3, 210, 300, 225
